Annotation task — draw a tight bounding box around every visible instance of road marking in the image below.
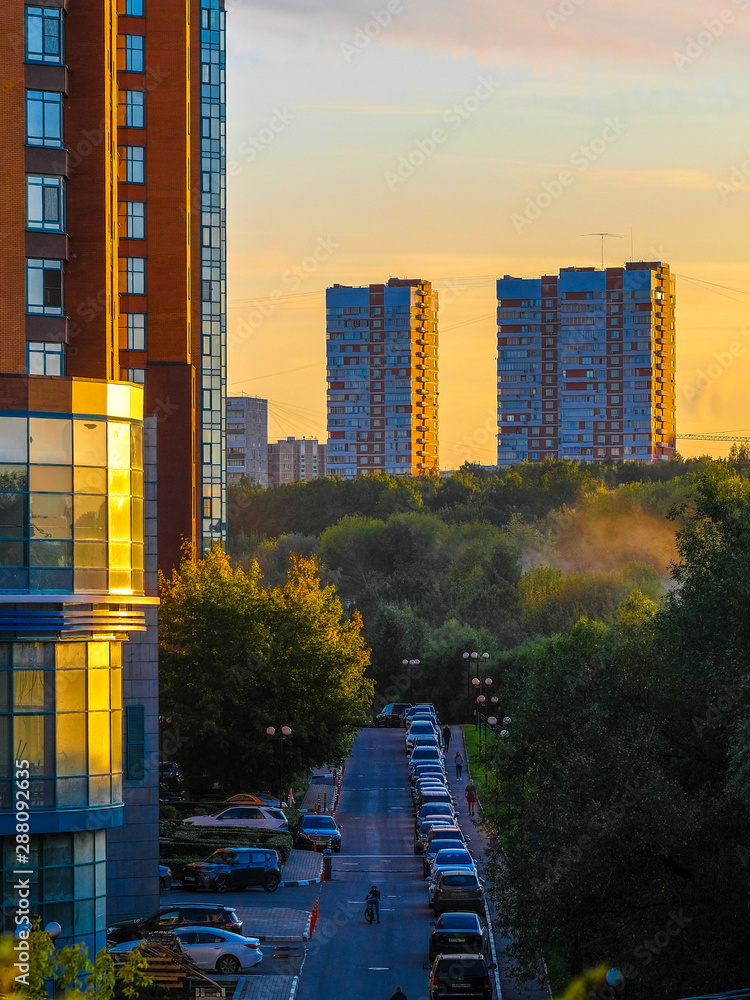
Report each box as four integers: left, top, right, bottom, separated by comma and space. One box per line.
368, 967, 390, 970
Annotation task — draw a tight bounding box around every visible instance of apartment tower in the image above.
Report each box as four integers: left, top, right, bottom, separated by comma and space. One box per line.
227, 396, 268, 486
496, 263, 676, 464
0, 0, 226, 949
326, 278, 439, 477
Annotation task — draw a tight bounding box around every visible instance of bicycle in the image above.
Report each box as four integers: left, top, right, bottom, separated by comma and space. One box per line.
364, 898, 376, 923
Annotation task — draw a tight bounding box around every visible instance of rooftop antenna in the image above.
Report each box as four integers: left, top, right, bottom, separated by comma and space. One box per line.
580, 232, 626, 269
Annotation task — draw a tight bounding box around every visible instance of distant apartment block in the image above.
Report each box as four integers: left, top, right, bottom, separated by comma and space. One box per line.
227, 396, 268, 486
326, 278, 439, 477
268, 437, 327, 486
496, 262, 676, 465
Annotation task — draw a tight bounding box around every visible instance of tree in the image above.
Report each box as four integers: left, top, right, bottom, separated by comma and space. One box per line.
159, 547, 374, 795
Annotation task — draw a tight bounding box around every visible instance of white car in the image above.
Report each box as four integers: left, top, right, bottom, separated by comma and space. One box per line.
110, 926, 263, 975
183, 805, 288, 831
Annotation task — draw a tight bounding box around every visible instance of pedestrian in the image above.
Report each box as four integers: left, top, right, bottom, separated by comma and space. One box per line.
388, 989, 407, 1000
465, 778, 477, 817
442, 725, 451, 751
454, 751, 463, 780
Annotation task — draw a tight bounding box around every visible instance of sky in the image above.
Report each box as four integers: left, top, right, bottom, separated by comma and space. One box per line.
225, 0, 750, 466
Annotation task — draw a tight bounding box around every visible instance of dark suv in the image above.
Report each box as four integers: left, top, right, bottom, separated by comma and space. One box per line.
375, 703, 412, 727
107, 904, 242, 944
426, 954, 496, 998
181, 848, 281, 893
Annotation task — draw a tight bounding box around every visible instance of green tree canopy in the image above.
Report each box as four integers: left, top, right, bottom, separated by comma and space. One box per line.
159, 547, 373, 796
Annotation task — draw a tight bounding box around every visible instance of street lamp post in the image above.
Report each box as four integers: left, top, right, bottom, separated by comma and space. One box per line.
266, 725, 292, 806
402, 658, 420, 703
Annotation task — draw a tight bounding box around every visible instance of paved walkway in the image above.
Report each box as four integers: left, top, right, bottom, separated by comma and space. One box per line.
299, 768, 335, 813
280, 849, 322, 886
236, 906, 311, 943
232, 975, 298, 1000
448, 725, 551, 1000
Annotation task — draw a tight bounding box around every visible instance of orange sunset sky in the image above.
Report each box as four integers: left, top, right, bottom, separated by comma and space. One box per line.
225, 0, 750, 466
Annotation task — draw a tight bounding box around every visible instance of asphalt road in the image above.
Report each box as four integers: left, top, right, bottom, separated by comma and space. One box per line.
298, 727, 436, 1000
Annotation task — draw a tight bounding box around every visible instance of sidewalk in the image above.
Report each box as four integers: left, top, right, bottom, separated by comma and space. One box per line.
299, 767, 336, 813
448, 725, 551, 1000
280, 849, 322, 887
232, 976, 298, 1000
235, 906, 312, 943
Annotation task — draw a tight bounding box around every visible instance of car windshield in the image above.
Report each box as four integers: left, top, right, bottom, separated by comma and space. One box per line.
420, 805, 452, 816
441, 873, 479, 887
429, 841, 464, 855
301, 816, 335, 829
437, 914, 479, 930
435, 851, 472, 865
409, 723, 435, 734
205, 850, 235, 864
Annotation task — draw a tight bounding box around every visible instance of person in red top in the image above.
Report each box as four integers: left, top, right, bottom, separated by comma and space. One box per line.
465, 778, 478, 817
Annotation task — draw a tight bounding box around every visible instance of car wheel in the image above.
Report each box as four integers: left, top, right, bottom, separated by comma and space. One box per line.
159, 878, 165, 894
214, 875, 230, 894
334, 842, 341, 853
216, 954, 240, 975
263, 872, 280, 893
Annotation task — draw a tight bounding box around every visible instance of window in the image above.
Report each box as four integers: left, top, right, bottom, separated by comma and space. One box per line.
126, 313, 146, 350
26, 175, 64, 232
124, 34, 144, 72
26, 6, 62, 63
125, 706, 145, 780
124, 90, 145, 128
125, 0, 144, 12
126, 202, 145, 239
26, 259, 62, 314
126, 257, 145, 294
26, 91, 62, 147
27, 342, 63, 376
124, 146, 145, 183
126, 368, 145, 385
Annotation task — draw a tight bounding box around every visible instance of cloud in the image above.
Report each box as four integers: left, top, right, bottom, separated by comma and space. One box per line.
232, 0, 750, 69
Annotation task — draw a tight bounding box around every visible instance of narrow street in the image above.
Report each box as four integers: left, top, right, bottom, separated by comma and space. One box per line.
298, 727, 436, 999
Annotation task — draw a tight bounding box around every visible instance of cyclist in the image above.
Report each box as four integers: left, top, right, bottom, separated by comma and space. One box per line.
388, 989, 407, 999
365, 884, 381, 923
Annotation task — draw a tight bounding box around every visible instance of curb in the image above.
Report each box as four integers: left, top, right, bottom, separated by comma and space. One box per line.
278, 876, 322, 888
255, 934, 306, 943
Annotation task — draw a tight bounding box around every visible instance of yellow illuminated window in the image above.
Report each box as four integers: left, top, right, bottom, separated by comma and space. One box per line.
110, 668, 122, 711
74, 421, 107, 467
29, 418, 72, 465
109, 568, 132, 591
74, 496, 107, 541
108, 468, 131, 497
108, 543, 131, 570
109, 497, 131, 542
88, 713, 110, 774
74, 542, 107, 569
57, 714, 86, 776
108, 422, 130, 469
56, 644, 85, 669
74, 468, 107, 494
88, 669, 109, 711
29, 466, 72, 493
111, 710, 122, 770
14, 715, 45, 773
74, 569, 108, 592
110, 643, 122, 669
56, 669, 85, 712
130, 424, 143, 470
87, 643, 109, 669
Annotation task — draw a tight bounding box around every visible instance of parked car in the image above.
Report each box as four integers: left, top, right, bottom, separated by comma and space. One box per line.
107, 904, 242, 945
425, 954, 496, 998
183, 805, 288, 831
416, 802, 456, 827
422, 839, 467, 879
425, 824, 465, 848
294, 814, 342, 852
410, 764, 447, 787
428, 912, 489, 961
159, 865, 172, 894
414, 818, 456, 855
409, 748, 443, 773
375, 703, 412, 727
110, 926, 263, 975
181, 848, 281, 893
225, 793, 278, 807
431, 870, 485, 916
415, 788, 455, 815
427, 849, 477, 899
406, 722, 440, 752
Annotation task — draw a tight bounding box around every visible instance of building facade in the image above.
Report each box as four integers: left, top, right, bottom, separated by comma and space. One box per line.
326, 278, 439, 477
0, 0, 225, 949
496, 263, 676, 465
227, 396, 268, 486
268, 437, 326, 486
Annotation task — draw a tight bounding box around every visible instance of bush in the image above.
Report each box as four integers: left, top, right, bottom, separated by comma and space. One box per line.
159, 822, 293, 865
